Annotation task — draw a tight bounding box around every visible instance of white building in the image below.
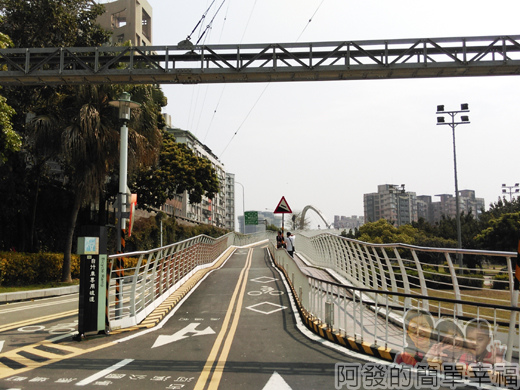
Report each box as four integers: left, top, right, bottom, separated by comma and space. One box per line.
165, 127, 231, 229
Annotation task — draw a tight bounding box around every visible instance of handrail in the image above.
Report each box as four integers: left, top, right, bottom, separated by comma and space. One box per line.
281, 231, 520, 365
106, 232, 267, 330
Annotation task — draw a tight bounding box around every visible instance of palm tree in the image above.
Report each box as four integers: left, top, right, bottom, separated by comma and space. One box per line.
31, 83, 163, 282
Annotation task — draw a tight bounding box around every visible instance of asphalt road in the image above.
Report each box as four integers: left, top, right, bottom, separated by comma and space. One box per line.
0, 244, 479, 390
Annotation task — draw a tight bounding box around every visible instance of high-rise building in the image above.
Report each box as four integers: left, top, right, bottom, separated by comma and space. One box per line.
431, 191, 484, 223
225, 173, 236, 232
364, 184, 485, 226
95, 0, 153, 46
333, 215, 364, 230
364, 184, 417, 226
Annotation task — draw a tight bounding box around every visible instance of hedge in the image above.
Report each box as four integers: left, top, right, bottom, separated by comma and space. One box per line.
0, 252, 80, 286
492, 273, 510, 290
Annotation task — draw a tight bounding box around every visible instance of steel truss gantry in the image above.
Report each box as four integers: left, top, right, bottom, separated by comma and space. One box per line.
1, 35, 520, 86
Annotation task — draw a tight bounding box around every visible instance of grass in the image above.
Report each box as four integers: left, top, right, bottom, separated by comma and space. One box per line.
0, 280, 79, 294
396, 286, 515, 328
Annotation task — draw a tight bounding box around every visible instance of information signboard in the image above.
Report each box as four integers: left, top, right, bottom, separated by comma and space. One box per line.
244, 211, 258, 225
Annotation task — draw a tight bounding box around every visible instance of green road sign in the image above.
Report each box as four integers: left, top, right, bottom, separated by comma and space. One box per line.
244, 211, 258, 225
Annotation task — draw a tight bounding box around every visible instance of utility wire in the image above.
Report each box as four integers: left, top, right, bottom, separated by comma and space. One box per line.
186, 0, 217, 41
240, 0, 258, 44
296, 0, 326, 41
219, 83, 270, 158
196, 0, 227, 45
203, 85, 227, 144
219, 1, 326, 156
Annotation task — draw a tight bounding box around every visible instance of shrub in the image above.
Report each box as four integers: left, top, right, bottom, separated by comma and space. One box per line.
0, 252, 79, 286
492, 273, 510, 290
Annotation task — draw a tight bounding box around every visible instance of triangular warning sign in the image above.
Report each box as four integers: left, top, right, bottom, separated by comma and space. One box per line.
274, 196, 292, 214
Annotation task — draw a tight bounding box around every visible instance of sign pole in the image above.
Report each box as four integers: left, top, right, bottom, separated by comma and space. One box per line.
274, 196, 292, 239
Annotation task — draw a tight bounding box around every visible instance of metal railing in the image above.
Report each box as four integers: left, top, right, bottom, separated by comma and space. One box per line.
271, 231, 520, 365
106, 232, 266, 330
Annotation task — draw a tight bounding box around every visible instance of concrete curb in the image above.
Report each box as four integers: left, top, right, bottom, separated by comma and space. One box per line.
0, 285, 79, 304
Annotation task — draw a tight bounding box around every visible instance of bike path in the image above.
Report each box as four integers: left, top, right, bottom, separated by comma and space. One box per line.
0, 243, 370, 390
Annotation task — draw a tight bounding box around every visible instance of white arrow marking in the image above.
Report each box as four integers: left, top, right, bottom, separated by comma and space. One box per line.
0, 340, 4, 353
152, 322, 215, 348
262, 371, 293, 390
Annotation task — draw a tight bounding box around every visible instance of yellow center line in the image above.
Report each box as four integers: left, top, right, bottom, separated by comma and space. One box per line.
0, 309, 78, 333
194, 248, 253, 390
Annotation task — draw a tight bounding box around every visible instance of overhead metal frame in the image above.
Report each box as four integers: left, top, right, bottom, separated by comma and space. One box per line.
0, 35, 520, 86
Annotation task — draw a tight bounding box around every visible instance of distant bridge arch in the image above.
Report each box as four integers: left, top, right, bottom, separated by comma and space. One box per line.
300, 205, 332, 230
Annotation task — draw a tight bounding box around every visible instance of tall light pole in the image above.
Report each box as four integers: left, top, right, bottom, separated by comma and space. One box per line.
502, 183, 520, 201
436, 103, 470, 270
109, 92, 140, 253
235, 181, 245, 233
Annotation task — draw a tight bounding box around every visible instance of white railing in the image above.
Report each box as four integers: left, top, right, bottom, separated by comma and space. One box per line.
271, 231, 520, 365
106, 232, 266, 330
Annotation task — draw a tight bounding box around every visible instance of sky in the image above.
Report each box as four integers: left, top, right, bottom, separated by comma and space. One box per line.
140, 0, 520, 228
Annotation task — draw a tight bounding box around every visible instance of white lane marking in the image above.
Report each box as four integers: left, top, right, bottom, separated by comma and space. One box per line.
0, 340, 4, 352
48, 332, 76, 342
75, 359, 134, 386
152, 322, 215, 348
262, 371, 293, 389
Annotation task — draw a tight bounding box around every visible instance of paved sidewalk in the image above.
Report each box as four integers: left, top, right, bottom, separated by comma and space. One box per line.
0, 285, 79, 304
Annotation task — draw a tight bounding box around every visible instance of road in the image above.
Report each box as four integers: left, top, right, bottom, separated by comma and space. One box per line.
0, 243, 478, 390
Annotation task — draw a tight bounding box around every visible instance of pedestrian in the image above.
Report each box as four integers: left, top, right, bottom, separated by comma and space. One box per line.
286, 232, 295, 257
276, 230, 285, 249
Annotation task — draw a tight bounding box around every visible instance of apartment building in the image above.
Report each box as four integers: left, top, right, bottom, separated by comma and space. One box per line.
364, 185, 485, 226
165, 127, 231, 229
364, 184, 418, 226
96, 0, 153, 46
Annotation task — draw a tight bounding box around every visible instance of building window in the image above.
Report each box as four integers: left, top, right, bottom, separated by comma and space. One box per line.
112, 11, 127, 28
142, 10, 151, 40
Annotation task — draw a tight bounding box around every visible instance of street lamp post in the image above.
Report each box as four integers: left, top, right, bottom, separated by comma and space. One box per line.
436, 103, 470, 271
109, 92, 140, 253
502, 183, 520, 201
235, 181, 245, 233
109, 92, 140, 319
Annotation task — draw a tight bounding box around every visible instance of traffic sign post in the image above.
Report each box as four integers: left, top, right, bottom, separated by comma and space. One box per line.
274, 196, 292, 234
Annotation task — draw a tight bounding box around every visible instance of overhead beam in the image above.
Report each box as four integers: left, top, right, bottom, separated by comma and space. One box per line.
0, 35, 519, 86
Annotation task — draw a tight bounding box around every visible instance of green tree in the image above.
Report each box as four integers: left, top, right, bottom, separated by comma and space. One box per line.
0, 31, 19, 163
132, 130, 219, 210
475, 212, 520, 252
432, 212, 479, 249
357, 219, 417, 245
0, 0, 110, 48
0, 1, 111, 255
28, 84, 163, 281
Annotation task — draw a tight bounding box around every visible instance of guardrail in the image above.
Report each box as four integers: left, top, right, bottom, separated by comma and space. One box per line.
105, 232, 267, 330
270, 231, 520, 368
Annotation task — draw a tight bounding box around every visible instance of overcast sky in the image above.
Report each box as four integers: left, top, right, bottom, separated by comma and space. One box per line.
143, 0, 520, 228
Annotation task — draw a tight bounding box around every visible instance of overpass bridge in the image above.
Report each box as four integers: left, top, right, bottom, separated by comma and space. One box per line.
1, 35, 520, 86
